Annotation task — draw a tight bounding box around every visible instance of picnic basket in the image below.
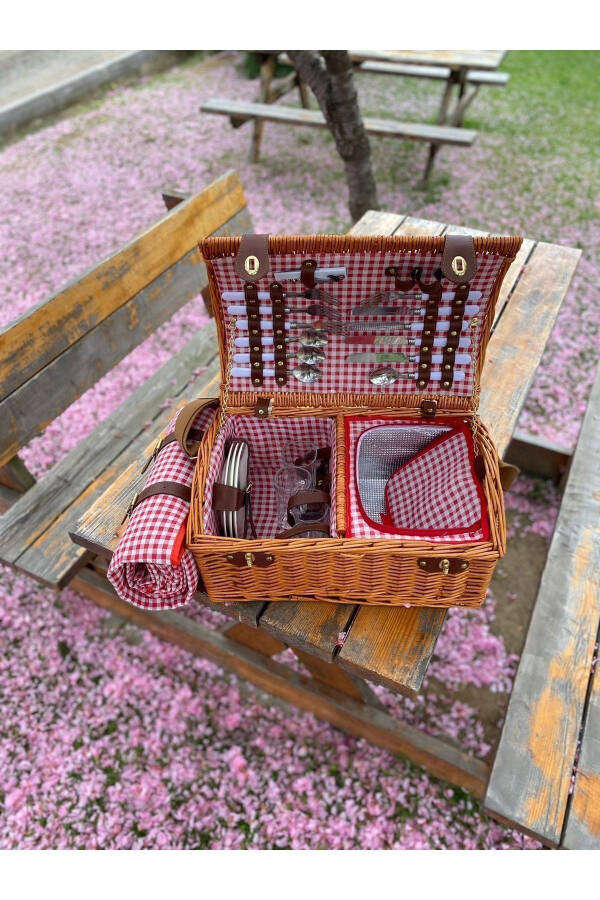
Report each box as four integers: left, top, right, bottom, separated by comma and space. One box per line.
187, 233, 522, 607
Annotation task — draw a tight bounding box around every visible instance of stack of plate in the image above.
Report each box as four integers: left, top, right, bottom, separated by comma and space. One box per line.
219, 439, 250, 538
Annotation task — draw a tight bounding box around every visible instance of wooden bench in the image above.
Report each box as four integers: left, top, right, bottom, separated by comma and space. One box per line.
484, 364, 600, 848
2, 185, 591, 843
201, 98, 476, 186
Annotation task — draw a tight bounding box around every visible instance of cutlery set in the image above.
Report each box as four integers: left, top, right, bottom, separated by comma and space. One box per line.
226, 268, 477, 386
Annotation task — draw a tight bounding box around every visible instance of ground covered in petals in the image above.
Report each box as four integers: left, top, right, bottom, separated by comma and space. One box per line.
0, 50, 597, 848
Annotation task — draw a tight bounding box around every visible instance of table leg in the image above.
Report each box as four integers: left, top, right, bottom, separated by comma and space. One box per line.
250, 54, 276, 163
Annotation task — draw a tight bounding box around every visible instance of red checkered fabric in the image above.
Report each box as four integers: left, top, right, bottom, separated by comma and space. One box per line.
210, 250, 504, 399
107, 405, 217, 609
203, 415, 338, 538
383, 429, 485, 535
344, 415, 487, 542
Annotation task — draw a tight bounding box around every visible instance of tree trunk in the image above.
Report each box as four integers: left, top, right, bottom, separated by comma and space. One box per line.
286, 50, 379, 223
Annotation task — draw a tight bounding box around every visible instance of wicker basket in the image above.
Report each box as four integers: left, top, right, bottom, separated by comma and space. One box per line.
187, 233, 521, 608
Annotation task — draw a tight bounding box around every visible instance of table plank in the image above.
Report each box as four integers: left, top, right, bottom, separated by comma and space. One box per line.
485, 365, 600, 847
481, 242, 581, 454
350, 50, 506, 71
563, 648, 600, 849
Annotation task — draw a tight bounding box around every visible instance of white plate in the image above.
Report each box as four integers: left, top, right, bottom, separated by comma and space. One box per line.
231, 442, 249, 538
219, 444, 235, 537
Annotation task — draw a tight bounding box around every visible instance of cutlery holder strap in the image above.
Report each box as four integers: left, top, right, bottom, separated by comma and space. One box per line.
245, 282, 264, 387
270, 280, 287, 386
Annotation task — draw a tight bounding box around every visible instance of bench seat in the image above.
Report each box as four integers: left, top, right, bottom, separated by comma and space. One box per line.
0, 326, 220, 588
201, 98, 477, 147
358, 60, 509, 87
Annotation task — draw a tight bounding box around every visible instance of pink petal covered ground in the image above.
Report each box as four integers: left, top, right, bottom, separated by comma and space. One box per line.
0, 51, 596, 848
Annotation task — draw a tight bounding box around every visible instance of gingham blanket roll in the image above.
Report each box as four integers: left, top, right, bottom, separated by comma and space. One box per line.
107, 401, 217, 610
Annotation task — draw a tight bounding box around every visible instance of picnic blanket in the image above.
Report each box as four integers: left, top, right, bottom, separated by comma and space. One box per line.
107, 400, 218, 610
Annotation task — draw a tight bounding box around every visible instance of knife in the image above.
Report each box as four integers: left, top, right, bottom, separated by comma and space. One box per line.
346, 352, 471, 365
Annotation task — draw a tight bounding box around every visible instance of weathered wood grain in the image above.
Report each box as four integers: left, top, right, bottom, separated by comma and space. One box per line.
350, 50, 506, 71
72, 567, 490, 796
563, 644, 600, 849
260, 602, 355, 662
484, 365, 600, 846
0, 170, 246, 401
0, 205, 251, 467
481, 242, 581, 455
359, 60, 509, 86
338, 606, 448, 694
0, 327, 219, 582
201, 99, 477, 146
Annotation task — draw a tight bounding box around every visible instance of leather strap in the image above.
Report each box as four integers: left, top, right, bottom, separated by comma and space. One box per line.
416, 272, 442, 389
212, 482, 246, 511
385, 265, 422, 292
276, 521, 330, 539
254, 397, 273, 418
440, 282, 470, 390
234, 233, 270, 283
287, 489, 330, 511
441, 234, 477, 284
174, 398, 219, 458
270, 281, 287, 386
300, 258, 317, 288
123, 480, 192, 522
245, 282, 263, 387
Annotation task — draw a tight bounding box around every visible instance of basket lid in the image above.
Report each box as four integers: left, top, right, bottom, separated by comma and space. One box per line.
199, 233, 522, 411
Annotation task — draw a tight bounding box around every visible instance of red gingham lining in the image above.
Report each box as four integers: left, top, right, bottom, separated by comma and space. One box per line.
382, 426, 488, 538
344, 415, 487, 542
203, 415, 337, 538
107, 405, 216, 609
210, 250, 504, 399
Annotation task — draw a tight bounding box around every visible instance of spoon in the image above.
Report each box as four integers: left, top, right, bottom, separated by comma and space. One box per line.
234, 331, 329, 349
231, 364, 322, 383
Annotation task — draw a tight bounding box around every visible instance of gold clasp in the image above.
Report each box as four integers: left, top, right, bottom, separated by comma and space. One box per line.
439, 558, 450, 576
244, 552, 255, 568
244, 255, 259, 275
451, 255, 467, 277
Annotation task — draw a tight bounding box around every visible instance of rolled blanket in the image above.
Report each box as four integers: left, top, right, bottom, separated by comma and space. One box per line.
107, 399, 218, 610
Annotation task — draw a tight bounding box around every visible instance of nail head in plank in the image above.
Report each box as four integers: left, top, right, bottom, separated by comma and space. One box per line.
484, 366, 600, 846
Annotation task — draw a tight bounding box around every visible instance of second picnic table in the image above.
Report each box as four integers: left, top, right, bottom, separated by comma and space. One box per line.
70, 206, 578, 798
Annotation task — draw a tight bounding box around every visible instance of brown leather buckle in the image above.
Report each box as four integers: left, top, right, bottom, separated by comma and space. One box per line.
254, 398, 273, 418
225, 551, 276, 568
300, 258, 317, 288
441, 234, 477, 284
420, 399, 438, 418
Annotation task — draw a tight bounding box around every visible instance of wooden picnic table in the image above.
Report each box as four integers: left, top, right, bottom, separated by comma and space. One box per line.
69, 205, 580, 798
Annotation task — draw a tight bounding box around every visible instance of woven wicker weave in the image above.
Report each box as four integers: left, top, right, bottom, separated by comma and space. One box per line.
187, 234, 520, 608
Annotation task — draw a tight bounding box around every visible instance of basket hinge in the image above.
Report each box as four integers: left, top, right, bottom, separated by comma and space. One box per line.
420, 399, 438, 418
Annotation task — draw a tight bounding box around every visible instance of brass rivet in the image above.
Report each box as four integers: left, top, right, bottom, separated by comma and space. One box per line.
447, 346, 454, 353
253, 346, 260, 352
253, 361, 260, 367
252, 329, 259, 336
258, 409, 264, 416
418, 380, 426, 387
227, 554, 233, 561
450, 331, 457, 337
276, 344, 283, 351
277, 361, 284, 366
245, 254, 259, 275
460, 562, 468, 570
424, 330, 431, 337
419, 560, 427, 568
254, 378, 261, 385
420, 363, 427, 370
443, 380, 450, 388
444, 364, 451, 370
266, 555, 273, 562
